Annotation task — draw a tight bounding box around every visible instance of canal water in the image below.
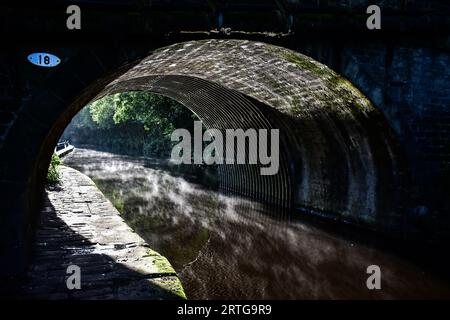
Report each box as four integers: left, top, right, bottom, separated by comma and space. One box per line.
64, 147, 450, 299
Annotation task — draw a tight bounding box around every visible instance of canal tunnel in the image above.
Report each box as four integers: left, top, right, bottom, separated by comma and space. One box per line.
1, 39, 405, 277
91, 39, 405, 230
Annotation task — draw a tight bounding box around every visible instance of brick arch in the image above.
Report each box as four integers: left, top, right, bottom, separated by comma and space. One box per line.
0, 39, 405, 278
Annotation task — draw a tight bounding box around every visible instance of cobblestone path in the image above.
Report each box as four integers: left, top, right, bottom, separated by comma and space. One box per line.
21, 166, 186, 299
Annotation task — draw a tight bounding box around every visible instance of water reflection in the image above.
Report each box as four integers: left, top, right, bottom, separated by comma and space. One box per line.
64, 147, 450, 299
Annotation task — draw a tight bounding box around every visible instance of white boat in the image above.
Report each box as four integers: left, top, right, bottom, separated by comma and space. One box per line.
54, 140, 74, 157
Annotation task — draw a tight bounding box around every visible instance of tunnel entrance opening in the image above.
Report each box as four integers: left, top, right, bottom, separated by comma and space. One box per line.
1, 40, 408, 291
42, 86, 405, 299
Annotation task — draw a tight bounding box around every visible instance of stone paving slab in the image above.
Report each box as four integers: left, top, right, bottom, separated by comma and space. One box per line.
21, 166, 186, 300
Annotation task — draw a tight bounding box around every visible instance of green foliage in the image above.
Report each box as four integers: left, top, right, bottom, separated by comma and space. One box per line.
47, 153, 62, 185
90, 95, 118, 129
62, 91, 196, 157
72, 103, 99, 130
111, 189, 125, 213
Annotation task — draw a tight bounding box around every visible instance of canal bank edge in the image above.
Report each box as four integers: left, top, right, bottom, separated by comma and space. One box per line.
24, 165, 186, 299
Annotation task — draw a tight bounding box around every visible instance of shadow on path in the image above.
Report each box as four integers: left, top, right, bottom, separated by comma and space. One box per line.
18, 172, 185, 300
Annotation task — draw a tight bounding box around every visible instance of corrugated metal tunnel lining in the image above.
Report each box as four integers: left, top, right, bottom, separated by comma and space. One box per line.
94, 39, 404, 231
97, 75, 293, 210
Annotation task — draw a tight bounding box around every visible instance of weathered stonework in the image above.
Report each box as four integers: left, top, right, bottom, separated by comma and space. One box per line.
0, 2, 449, 280
21, 166, 186, 300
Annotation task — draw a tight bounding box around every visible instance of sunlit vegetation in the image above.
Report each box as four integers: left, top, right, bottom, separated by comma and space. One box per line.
111, 189, 125, 213
46, 153, 62, 185
62, 92, 197, 157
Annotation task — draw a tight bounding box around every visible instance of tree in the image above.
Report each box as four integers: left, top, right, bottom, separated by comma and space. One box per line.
89, 95, 117, 129
62, 91, 197, 157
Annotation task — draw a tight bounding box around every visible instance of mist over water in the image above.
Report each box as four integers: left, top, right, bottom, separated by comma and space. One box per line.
64, 147, 450, 299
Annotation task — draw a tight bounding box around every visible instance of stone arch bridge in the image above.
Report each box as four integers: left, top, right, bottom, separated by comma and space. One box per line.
0, 1, 449, 280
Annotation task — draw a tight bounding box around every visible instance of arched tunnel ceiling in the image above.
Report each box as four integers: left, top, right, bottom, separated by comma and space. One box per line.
96, 39, 403, 230
103, 39, 373, 115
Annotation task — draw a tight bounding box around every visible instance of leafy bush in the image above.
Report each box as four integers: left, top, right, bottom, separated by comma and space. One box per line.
61, 91, 197, 158
47, 153, 62, 185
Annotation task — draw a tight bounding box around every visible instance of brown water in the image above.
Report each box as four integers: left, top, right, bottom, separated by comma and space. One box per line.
64, 147, 450, 299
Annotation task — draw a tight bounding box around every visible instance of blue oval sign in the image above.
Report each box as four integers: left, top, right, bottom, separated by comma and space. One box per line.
27, 53, 61, 67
